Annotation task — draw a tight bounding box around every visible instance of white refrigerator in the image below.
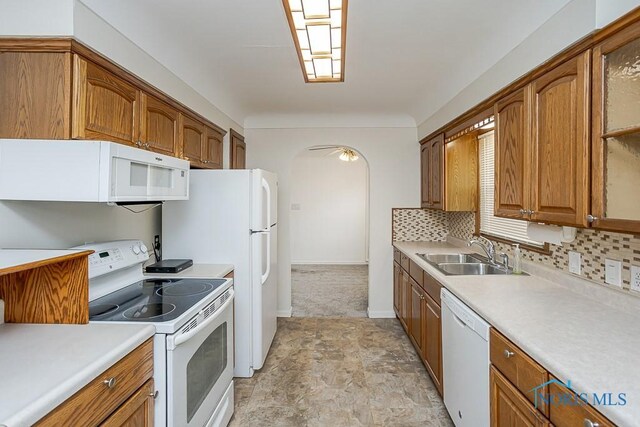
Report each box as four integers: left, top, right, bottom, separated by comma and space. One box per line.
162, 169, 278, 377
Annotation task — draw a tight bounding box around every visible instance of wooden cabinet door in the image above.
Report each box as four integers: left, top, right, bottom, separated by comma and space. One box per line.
101, 379, 154, 427
445, 133, 478, 211
180, 114, 205, 167
422, 294, 442, 395
547, 380, 615, 427
393, 262, 402, 316
495, 87, 530, 220
420, 143, 431, 208
591, 24, 640, 234
490, 366, 551, 427
409, 279, 423, 353
401, 269, 411, 332
203, 126, 224, 169
72, 55, 140, 145
140, 93, 178, 156
429, 135, 444, 209
529, 51, 590, 227
230, 129, 246, 169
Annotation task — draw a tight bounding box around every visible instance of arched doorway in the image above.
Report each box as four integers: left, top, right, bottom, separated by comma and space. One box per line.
289, 146, 370, 317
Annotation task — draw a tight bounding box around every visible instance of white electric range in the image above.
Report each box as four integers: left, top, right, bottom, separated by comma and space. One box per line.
77, 240, 235, 427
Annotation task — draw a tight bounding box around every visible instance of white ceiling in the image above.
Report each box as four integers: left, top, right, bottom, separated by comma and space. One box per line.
79, 0, 572, 126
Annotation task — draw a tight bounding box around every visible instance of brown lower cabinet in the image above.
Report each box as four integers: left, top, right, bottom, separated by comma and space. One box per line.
490, 366, 551, 427
393, 249, 443, 395
36, 339, 154, 426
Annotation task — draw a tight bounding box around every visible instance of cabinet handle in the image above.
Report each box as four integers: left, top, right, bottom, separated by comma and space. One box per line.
527, 210, 535, 215
519, 209, 526, 215
503, 349, 515, 358
583, 419, 600, 427
144, 142, 150, 149
103, 377, 117, 389
149, 390, 159, 399
586, 215, 598, 223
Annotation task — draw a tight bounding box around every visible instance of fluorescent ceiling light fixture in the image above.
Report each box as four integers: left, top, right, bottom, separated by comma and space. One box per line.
283, 0, 347, 83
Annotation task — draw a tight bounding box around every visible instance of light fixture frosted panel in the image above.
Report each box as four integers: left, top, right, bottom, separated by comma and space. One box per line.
283, 0, 347, 82
313, 57, 332, 77
302, 0, 330, 18
307, 24, 331, 54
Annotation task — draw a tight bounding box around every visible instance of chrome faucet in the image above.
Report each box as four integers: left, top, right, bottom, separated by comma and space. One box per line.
467, 237, 496, 264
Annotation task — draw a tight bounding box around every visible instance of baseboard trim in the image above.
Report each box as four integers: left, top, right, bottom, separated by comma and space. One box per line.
277, 308, 292, 317
367, 309, 396, 319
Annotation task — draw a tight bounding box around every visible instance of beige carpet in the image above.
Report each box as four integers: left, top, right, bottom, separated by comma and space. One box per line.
229, 317, 453, 427
291, 264, 368, 317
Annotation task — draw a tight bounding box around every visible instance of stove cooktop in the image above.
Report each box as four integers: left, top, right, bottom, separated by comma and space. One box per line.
89, 278, 228, 323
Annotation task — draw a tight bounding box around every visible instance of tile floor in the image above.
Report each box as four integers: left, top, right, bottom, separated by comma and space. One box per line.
228, 317, 453, 427
291, 264, 368, 317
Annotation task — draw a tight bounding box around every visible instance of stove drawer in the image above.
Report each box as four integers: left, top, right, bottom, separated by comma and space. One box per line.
36, 338, 154, 426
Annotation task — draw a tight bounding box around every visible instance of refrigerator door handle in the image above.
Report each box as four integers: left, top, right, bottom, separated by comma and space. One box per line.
262, 177, 271, 230
261, 231, 271, 285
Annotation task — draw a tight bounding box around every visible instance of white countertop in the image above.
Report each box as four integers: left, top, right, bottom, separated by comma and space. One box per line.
0, 249, 89, 272
394, 240, 640, 426
0, 323, 155, 427
143, 263, 233, 279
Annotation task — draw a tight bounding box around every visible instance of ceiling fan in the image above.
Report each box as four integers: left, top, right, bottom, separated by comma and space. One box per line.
308, 146, 359, 162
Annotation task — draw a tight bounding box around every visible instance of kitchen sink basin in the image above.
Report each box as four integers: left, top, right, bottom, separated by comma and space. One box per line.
417, 253, 484, 264
436, 262, 510, 276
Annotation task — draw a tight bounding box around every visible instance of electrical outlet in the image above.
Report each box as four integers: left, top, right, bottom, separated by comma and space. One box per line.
631, 265, 640, 292
568, 251, 581, 275
605, 259, 622, 287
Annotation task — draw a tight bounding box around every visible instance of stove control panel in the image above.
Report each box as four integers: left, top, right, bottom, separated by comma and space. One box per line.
73, 240, 150, 279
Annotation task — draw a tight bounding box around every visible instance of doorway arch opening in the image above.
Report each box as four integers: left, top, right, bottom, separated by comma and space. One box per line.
289, 145, 370, 317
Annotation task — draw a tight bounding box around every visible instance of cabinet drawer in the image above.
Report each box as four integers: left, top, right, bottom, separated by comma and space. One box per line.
37, 339, 154, 427
490, 329, 549, 416
423, 270, 442, 306
548, 380, 614, 427
400, 253, 410, 271
394, 248, 401, 263
409, 259, 424, 287
491, 366, 551, 427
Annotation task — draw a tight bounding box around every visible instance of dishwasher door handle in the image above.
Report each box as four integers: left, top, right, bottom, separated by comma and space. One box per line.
450, 310, 469, 328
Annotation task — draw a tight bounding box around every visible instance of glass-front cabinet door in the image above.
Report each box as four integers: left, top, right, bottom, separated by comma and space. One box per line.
591, 25, 640, 233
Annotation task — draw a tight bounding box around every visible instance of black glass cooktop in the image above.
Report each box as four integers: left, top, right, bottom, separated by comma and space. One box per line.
89, 278, 227, 323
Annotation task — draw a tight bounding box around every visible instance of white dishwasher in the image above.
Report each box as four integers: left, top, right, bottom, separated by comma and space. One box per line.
441, 288, 490, 427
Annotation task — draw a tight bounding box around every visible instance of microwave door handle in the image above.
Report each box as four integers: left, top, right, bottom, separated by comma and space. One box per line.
261, 231, 271, 285
168, 290, 234, 350
262, 177, 271, 229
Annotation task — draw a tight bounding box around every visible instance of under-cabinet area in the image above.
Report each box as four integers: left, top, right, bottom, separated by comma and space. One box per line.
3, 2, 640, 427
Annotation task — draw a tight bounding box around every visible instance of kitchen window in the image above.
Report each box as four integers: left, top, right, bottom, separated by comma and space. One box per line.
478, 131, 544, 248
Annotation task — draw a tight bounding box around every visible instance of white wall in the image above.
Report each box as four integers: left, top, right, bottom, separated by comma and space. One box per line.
246, 127, 419, 318
0, 0, 74, 35
290, 151, 368, 264
596, 0, 640, 27
0, 201, 159, 250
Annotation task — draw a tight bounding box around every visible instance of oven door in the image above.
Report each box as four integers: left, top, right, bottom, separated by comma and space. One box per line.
166, 289, 234, 427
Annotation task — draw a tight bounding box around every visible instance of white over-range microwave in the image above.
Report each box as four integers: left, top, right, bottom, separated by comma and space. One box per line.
0, 139, 189, 203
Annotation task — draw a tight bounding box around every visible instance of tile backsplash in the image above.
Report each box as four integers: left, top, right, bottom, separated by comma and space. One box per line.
392, 208, 448, 242
394, 208, 640, 294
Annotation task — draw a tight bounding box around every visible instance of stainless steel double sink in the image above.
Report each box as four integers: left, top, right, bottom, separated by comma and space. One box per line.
417, 253, 520, 276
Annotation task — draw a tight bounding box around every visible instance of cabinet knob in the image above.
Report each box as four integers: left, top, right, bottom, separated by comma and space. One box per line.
103, 377, 117, 389
527, 210, 535, 215
149, 390, 159, 399
519, 209, 526, 215
583, 419, 600, 427
503, 349, 515, 358
586, 215, 598, 223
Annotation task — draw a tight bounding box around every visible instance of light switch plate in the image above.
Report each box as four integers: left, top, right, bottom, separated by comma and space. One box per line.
631, 266, 640, 292
568, 251, 581, 275
605, 259, 622, 287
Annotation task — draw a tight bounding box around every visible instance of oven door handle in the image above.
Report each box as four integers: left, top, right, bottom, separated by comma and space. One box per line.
168, 291, 234, 350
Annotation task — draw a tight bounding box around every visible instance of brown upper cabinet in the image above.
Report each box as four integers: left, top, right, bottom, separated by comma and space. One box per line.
494, 87, 529, 219
444, 133, 478, 211
140, 93, 179, 156
420, 133, 444, 209
0, 38, 226, 165
230, 129, 246, 169
591, 23, 640, 234
494, 52, 591, 227
72, 55, 141, 145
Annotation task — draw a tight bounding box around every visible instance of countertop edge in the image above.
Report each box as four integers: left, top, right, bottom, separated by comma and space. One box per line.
2, 324, 155, 427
